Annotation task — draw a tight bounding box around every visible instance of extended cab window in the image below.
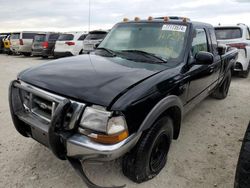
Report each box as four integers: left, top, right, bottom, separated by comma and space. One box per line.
191, 29, 208, 56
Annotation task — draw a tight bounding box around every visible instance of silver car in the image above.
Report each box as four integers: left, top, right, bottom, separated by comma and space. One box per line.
82, 30, 108, 53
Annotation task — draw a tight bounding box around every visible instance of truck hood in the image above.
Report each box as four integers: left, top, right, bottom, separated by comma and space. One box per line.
19, 54, 168, 106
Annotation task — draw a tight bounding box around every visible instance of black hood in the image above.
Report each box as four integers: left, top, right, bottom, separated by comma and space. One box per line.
19, 54, 168, 106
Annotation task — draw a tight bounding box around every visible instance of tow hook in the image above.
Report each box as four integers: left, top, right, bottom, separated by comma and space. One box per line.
67, 157, 126, 188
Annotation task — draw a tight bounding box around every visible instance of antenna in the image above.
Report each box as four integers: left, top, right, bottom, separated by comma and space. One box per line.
88, 0, 91, 32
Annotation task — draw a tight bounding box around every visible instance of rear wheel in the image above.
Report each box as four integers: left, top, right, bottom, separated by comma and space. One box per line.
239, 63, 250, 78
235, 122, 250, 188
42, 55, 48, 59
211, 71, 231, 99
122, 116, 173, 183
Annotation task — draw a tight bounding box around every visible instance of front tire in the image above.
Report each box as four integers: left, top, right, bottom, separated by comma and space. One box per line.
211, 70, 231, 99
122, 116, 173, 183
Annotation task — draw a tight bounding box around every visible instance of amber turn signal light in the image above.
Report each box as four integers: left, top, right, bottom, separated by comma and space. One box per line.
89, 130, 129, 144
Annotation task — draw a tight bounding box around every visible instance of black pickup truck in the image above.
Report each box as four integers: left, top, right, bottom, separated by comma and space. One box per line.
9, 16, 238, 187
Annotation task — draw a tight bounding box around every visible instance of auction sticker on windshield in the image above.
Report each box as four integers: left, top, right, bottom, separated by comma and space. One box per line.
162, 24, 187, 32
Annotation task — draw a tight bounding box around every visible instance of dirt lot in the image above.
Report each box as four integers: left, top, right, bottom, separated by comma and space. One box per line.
0, 54, 249, 188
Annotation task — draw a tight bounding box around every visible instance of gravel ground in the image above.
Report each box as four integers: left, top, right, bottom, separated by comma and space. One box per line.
0, 54, 249, 188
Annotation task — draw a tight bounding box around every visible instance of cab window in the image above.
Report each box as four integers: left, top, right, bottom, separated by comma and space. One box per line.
191, 29, 208, 56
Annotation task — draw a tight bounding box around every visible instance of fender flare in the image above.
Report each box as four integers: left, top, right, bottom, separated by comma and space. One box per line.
138, 95, 184, 139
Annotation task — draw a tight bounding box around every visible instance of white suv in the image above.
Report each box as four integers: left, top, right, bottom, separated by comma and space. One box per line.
10, 31, 39, 56
215, 24, 250, 78
54, 32, 88, 58
82, 30, 108, 53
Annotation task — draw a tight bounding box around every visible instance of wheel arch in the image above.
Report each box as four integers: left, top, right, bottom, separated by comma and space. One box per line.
138, 95, 183, 140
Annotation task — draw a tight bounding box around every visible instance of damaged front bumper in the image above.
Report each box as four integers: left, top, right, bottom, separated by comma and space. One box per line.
9, 80, 140, 161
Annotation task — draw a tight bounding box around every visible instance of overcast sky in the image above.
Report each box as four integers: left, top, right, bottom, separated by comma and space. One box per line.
0, 0, 250, 33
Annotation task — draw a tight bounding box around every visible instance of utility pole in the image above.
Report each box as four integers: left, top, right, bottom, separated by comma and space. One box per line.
88, 0, 91, 32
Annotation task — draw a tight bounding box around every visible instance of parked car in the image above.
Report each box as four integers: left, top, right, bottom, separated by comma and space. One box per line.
3, 34, 12, 55
9, 16, 238, 187
10, 32, 21, 54
54, 32, 88, 58
10, 31, 39, 56
215, 24, 250, 78
235, 122, 250, 188
32, 32, 60, 58
82, 30, 108, 53
0, 35, 6, 53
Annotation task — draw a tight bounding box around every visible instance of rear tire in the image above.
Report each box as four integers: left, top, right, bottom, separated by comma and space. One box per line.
42, 55, 48, 59
235, 122, 250, 188
122, 116, 173, 183
211, 71, 231, 99
239, 62, 250, 78
239, 69, 249, 78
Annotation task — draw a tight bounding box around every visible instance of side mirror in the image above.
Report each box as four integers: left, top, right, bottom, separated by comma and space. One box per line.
217, 44, 227, 56
195, 51, 214, 65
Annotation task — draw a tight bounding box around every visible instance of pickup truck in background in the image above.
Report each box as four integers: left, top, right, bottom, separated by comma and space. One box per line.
215, 23, 250, 78
9, 16, 238, 187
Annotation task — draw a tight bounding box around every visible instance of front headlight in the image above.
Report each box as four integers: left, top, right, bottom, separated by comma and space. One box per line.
79, 106, 112, 133
79, 106, 128, 144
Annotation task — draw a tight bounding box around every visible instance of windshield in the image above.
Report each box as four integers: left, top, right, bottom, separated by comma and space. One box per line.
34, 34, 46, 42
215, 27, 242, 40
58, 34, 74, 41
99, 23, 187, 60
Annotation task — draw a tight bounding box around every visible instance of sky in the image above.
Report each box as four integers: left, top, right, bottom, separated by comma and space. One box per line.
0, 0, 250, 33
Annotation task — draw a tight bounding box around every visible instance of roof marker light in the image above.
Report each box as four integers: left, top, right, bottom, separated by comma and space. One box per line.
148, 16, 153, 21
123, 18, 129, 22
164, 17, 169, 22
183, 17, 188, 23
134, 17, 140, 21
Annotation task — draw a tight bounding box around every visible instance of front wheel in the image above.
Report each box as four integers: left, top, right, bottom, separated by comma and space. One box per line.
122, 116, 173, 183
211, 71, 231, 99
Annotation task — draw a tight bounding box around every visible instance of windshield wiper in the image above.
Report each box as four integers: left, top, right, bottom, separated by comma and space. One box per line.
120, 50, 167, 63
96, 47, 116, 57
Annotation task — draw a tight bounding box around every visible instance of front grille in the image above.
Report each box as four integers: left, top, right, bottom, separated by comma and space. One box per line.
14, 81, 86, 130
20, 88, 58, 122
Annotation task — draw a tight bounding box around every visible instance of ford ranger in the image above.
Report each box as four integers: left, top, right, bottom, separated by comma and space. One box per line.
9, 16, 238, 187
